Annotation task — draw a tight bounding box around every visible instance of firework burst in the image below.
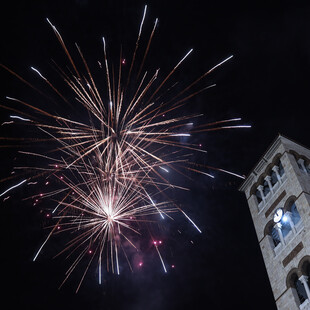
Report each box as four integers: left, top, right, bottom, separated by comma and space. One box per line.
0, 5, 250, 291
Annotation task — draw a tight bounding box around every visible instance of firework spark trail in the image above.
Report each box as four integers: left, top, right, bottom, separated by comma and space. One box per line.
0, 5, 252, 290
181, 210, 202, 233
126, 4, 148, 88
10, 115, 31, 122
137, 17, 158, 80
0, 179, 27, 197
30, 147, 178, 283
1, 121, 14, 126
31, 66, 71, 104
154, 242, 167, 273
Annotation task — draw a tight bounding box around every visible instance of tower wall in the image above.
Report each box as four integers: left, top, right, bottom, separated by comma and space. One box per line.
240, 135, 310, 310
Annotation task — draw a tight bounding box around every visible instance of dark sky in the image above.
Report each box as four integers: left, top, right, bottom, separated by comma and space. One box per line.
1, 1, 310, 309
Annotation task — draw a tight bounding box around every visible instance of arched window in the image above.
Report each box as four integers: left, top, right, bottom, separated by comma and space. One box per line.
278, 161, 284, 176
291, 202, 301, 225
284, 198, 301, 227
281, 220, 292, 238
290, 273, 308, 305
270, 169, 278, 186
292, 152, 310, 174
297, 159, 304, 171
301, 260, 310, 290
263, 180, 270, 196
269, 225, 280, 247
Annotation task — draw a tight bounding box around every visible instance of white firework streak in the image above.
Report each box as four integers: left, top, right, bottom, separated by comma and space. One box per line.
0, 5, 251, 291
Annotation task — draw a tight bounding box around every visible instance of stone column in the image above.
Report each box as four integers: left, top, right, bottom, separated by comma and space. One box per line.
275, 223, 285, 245
272, 166, 282, 183
257, 185, 265, 204
264, 176, 274, 194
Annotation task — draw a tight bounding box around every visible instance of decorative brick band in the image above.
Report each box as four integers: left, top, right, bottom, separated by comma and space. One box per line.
265, 190, 286, 218
282, 242, 304, 267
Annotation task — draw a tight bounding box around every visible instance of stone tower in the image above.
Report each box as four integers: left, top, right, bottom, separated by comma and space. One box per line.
239, 135, 310, 310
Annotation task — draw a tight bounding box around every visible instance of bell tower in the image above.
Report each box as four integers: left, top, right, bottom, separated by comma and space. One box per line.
239, 135, 310, 310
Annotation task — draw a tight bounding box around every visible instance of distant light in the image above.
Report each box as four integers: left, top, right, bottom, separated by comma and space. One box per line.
282, 215, 288, 222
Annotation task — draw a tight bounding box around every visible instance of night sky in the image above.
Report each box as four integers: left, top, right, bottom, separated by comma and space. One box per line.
1, 1, 310, 309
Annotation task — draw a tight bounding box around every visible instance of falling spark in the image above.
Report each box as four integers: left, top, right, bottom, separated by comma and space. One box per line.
154, 241, 167, 273
181, 210, 202, 233
31, 67, 47, 80
159, 166, 169, 173
1, 121, 14, 126
10, 115, 31, 122
215, 168, 245, 179
27, 182, 38, 185
169, 133, 191, 137
0, 179, 27, 197
207, 55, 234, 74
3, 196, 10, 202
